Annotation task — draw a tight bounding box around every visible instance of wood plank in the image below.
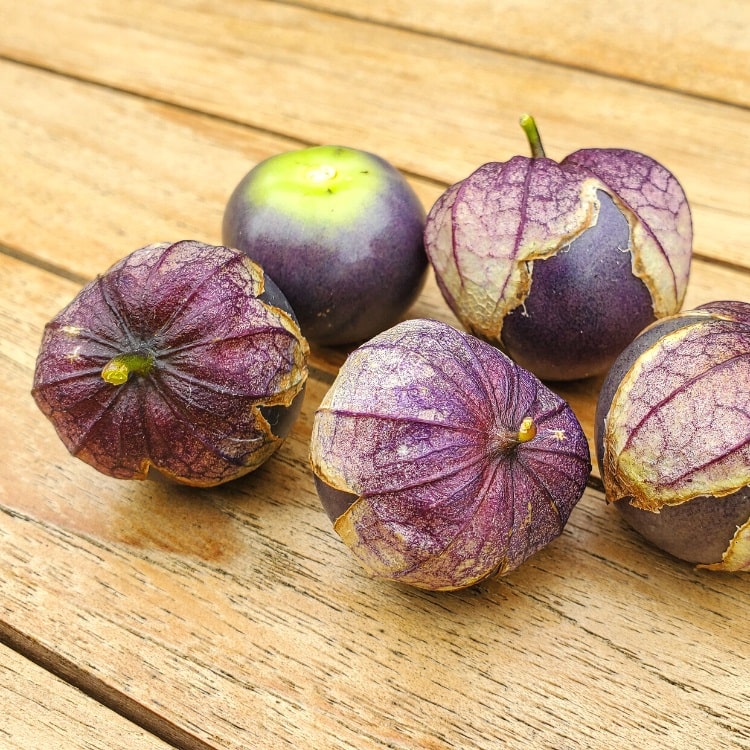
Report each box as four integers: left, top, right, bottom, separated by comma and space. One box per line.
3, 5, 749, 750
0, 3, 748, 270
2, 244, 750, 749
0, 643, 175, 750
0, 59, 441, 280
308, 0, 750, 107
0, 59, 747, 469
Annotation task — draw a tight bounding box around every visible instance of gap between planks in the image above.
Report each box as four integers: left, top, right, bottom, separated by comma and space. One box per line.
0, 617, 214, 750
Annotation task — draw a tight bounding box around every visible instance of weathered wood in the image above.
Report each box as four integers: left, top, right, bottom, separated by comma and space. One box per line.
0, 58, 441, 280
0, 643, 174, 749
309, 0, 750, 106
0, 58, 744, 461
0, 2, 747, 269
2, 252, 749, 750
1, 2, 749, 747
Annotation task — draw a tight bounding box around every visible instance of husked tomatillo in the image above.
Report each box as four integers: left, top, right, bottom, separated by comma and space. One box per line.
310, 318, 591, 590
223, 145, 427, 347
424, 115, 693, 381
596, 301, 750, 571
32, 240, 309, 486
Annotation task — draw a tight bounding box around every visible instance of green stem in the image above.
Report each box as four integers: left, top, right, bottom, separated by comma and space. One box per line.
491, 417, 537, 456
519, 114, 546, 158
101, 351, 155, 386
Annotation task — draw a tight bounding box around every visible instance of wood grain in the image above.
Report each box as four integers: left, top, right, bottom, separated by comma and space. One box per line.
0, 59, 441, 279
2, 248, 750, 750
0, 643, 174, 749
1, 2, 749, 748
0, 2, 747, 269
306, 0, 750, 106
0, 58, 746, 469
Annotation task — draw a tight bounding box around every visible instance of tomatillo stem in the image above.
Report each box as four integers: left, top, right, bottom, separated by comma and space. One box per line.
491, 417, 537, 455
516, 416, 537, 443
307, 164, 338, 183
101, 351, 155, 386
520, 114, 546, 158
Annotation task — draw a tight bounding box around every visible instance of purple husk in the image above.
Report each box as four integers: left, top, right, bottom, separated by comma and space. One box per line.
311, 318, 591, 590
595, 301, 750, 568
424, 134, 692, 381
32, 240, 309, 486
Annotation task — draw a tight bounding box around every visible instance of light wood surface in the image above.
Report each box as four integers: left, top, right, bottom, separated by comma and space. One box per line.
1, 642, 173, 749
1, 2, 748, 748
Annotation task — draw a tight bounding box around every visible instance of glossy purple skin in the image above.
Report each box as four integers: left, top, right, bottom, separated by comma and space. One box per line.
32, 241, 309, 487
595, 301, 750, 565
425, 146, 692, 381
614, 490, 750, 564
503, 191, 654, 381
310, 318, 591, 590
222, 151, 428, 347
256, 275, 307, 437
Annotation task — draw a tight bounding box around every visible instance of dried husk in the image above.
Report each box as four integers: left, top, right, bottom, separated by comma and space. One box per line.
32, 240, 309, 486
310, 318, 591, 590
600, 301, 750, 570
426, 150, 691, 344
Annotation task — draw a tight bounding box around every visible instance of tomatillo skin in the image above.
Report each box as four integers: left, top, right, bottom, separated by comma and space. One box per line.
595, 301, 750, 571
32, 241, 309, 487
222, 145, 428, 347
310, 318, 591, 591
424, 115, 693, 381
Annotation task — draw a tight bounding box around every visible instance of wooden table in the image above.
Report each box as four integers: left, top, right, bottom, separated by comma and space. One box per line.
1, 2, 748, 748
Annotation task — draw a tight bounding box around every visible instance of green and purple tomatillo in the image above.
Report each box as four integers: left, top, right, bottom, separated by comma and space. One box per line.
32, 240, 309, 487
222, 145, 427, 347
310, 318, 591, 591
424, 115, 693, 381
595, 301, 750, 571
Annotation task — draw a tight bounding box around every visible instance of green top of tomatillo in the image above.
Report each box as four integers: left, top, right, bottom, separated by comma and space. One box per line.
242, 145, 387, 225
